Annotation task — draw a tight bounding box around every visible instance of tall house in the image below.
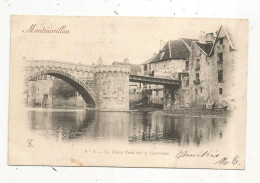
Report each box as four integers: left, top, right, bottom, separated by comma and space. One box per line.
141, 38, 196, 105
189, 26, 236, 107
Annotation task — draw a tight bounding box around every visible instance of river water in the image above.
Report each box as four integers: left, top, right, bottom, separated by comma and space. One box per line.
26, 109, 228, 147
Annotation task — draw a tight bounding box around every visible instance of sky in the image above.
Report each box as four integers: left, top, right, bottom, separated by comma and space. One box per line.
12, 16, 230, 65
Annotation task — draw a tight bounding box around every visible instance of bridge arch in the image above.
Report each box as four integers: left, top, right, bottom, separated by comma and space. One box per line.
27, 69, 96, 107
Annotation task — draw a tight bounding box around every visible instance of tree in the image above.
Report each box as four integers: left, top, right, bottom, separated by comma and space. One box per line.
51, 79, 76, 98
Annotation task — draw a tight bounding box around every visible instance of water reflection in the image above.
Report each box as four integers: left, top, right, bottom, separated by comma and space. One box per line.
128, 113, 227, 146
27, 110, 227, 146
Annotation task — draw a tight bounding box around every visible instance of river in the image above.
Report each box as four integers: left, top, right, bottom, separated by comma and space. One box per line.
26, 109, 228, 147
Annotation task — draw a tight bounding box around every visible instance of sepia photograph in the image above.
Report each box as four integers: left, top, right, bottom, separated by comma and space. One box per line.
8, 15, 248, 169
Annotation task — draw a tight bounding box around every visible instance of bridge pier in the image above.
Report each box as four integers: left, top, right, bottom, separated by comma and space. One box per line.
94, 66, 130, 111
163, 85, 178, 110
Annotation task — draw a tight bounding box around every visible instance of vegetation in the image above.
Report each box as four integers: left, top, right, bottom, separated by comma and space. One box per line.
51, 80, 76, 98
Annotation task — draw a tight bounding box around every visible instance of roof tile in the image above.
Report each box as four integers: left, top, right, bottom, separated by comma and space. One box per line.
194, 42, 213, 55
150, 40, 190, 63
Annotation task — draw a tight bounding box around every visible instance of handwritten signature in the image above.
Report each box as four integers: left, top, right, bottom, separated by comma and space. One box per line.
175, 150, 240, 166
176, 150, 219, 160
214, 155, 240, 166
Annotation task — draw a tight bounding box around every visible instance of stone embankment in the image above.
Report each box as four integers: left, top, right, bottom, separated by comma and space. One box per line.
151, 107, 231, 118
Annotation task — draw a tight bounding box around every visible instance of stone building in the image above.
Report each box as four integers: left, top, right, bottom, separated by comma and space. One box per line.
189, 26, 236, 109
27, 75, 53, 107
27, 75, 86, 108
141, 39, 196, 106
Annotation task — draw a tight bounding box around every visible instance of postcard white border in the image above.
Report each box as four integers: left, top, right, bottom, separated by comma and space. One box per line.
0, 0, 260, 182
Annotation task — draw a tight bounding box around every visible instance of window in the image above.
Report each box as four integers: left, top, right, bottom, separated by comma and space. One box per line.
186, 78, 189, 87
156, 90, 159, 96
149, 64, 151, 70
196, 73, 200, 81
200, 87, 203, 93
133, 89, 136, 93
219, 88, 223, 95
185, 61, 189, 70
218, 52, 223, 64
194, 73, 200, 85
196, 59, 200, 70
219, 38, 223, 45
43, 75, 47, 80
195, 89, 198, 94
144, 65, 147, 71
218, 70, 223, 83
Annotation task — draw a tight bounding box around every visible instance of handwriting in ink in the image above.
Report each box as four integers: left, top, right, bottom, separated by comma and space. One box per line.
214, 155, 239, 166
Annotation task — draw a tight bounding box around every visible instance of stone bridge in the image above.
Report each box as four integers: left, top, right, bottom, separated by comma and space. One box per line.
25, 60, 181, 111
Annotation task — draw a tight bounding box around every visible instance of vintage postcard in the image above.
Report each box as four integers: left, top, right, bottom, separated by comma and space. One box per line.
8, 15, 248, 169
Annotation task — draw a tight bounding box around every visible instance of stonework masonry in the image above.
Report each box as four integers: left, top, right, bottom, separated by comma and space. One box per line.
94, 66, 130, 111
25, 61, 130, 111
189, 26, 236, 109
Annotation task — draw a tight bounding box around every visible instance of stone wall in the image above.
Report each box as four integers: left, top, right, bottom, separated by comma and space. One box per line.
94, 66, 130, 111
208, 38, 235, 102
27, 76, 53, 106
129, 92, 142, 104
150, 59, 187, 74
174, 88, 190, 108
189, 29, 236, 109
189, 45, 211, 107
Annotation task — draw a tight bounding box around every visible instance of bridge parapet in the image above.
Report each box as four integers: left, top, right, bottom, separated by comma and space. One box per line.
25, 60, 131, 74
94, 65, 130, 74
25, 60, 95, 73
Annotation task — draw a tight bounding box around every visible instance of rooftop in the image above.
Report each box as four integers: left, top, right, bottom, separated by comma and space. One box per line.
150, 40, 191, 63
209, 25, 236, 55
194, 41, 214, 55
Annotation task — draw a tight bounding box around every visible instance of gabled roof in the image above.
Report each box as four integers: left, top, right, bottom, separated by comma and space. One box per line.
209, 25, 235, 55
194, 41, 213, 55
150, 40, 191, 63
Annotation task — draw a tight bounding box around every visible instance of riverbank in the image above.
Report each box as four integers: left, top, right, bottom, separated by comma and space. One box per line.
151, 107, 231, 118
26, 105, 231, 117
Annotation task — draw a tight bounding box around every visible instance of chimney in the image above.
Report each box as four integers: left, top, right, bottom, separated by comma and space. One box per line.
199, 31, 206, 43
206, 33, 214, 42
